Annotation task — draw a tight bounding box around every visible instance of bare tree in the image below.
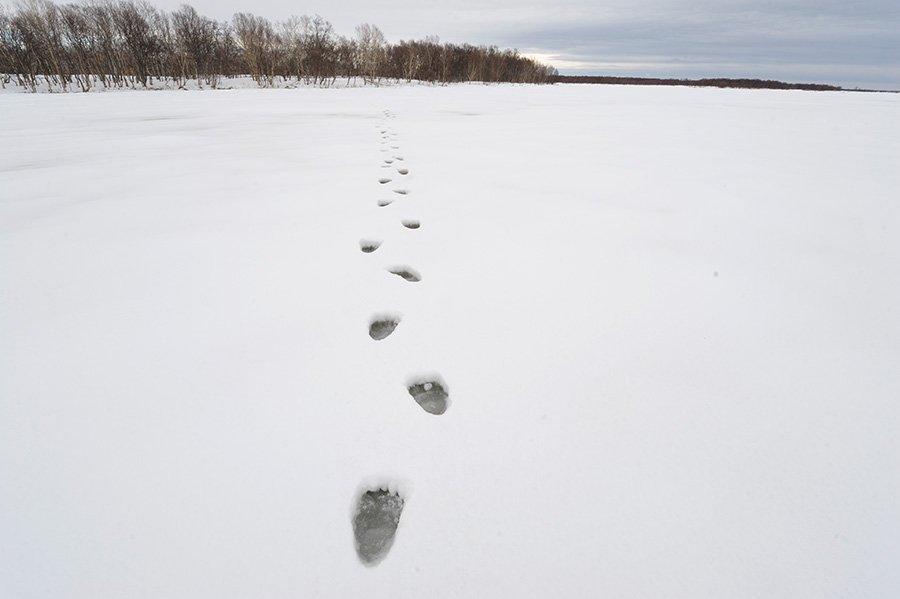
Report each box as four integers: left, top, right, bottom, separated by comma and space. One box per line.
172, 4, 218, 85
0, 0, 557, 90
232, 12, 277, 86
304, 14, 334, 85
354, 23, 384, 84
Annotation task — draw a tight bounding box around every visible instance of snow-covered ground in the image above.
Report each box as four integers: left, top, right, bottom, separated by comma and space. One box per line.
0, 75, 417, 93
1, 84, 899, 598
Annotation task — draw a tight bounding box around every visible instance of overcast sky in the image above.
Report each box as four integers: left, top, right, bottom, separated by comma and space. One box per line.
152, 0, 900, 89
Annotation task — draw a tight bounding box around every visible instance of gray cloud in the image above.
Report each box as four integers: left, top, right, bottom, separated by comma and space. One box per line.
152, 0, 900, 89
490, 3, 900, 89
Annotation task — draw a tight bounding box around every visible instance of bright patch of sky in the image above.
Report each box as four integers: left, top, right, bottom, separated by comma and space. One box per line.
153, 0, 900, 89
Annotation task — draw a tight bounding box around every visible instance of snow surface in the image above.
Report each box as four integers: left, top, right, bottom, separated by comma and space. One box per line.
2, 84, 899, 598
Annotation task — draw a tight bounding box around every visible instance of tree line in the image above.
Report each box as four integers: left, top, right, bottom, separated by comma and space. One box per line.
0, 0, 557, 91
551, 75, 842, 92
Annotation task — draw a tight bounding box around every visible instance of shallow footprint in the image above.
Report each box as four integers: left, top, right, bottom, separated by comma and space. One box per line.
378, 199, 393, 207
360, 239, 382, 253
407, 377, 450, 415
397, 168, 409, 175
353, 488, 405, 566
379, 178, 392, 184
394, 156, 404, 161
401, 220, 420, 229
369, 314, 401, 340
393, 189, 410, 195
384, 159, 394, 164
387, 266, 421, 282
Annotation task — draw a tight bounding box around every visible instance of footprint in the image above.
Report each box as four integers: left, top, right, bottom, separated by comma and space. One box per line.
379, 178, 392, 184
369, 314, 401, 340
352, 488, 405, 566
407, 377, 450, 415
377, 199, 393, 207
394, 156, 404, 161
390, 146, 400, 149
401, 220, 420, 229
387, 266, 421, 282
397, 168, 409, 175
393, 189, 410, 195
359, 239, 382, 253
384, 159, 394, 164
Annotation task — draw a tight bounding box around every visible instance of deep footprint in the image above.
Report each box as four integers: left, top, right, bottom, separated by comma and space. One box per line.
387, 266, 421, 282
397, 168, 409, 175
378, 199, 393, 207
369, 315, 401, 340
352, 488, 405, 566
379, 178, 392, 184
407, 379, 450, 415
360, 239, 382, 253
393, 189, 410, 195
402, 220, 420, 229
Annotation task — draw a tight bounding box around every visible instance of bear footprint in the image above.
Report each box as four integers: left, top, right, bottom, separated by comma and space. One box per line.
387, 266, 421, 282
369, 315, 401, 340
360, 239, 382, 253
407, 378, 450, 415
352, 488, 404, 566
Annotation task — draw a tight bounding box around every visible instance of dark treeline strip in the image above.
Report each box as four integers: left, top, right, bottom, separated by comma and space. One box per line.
0, 0, 557, 91
551, 75, 842, 92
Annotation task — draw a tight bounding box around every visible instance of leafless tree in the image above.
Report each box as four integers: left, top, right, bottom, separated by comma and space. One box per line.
354, 23, 384, 84
232, 12, 277, 86
0, 0, 557, 91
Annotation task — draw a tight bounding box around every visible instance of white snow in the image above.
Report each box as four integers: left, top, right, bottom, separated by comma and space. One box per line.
1, 84, 899, 598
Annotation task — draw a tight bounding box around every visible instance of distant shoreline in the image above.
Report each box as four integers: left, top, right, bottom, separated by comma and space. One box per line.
550, 75, 898, 93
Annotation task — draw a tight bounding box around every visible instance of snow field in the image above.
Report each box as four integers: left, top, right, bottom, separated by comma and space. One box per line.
1, 84, 899, 598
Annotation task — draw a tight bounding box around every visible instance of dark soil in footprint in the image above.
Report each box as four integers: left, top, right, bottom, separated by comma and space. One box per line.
397, 168, 409, 175
408, 379, 450, 415
352, 488, 404, 566
402, 220, 420, 229
379, 178, 392, 184
388, 266, 421, 282
378, 199, 393, 207
369, 315, 401, 340
359, 239, 381, 253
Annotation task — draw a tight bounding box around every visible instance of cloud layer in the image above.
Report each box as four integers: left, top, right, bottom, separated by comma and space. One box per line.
154, 0, 900, 89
